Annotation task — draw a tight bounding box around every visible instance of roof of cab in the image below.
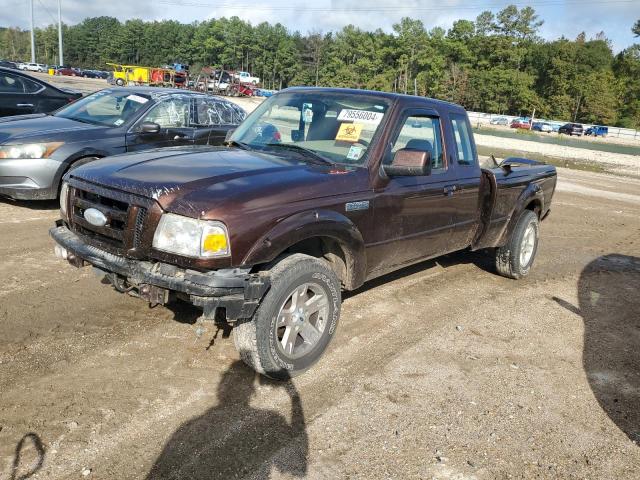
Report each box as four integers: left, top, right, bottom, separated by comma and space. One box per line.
282, 86, 467, 113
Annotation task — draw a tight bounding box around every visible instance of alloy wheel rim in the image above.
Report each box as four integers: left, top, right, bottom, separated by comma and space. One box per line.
275, 282, 329, 360
520, 223, 537, 267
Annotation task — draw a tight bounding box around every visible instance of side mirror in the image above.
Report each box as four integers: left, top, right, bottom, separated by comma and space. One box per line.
139, 122, 161, 134
383, 149, 432, 177
224, 128, 236, 142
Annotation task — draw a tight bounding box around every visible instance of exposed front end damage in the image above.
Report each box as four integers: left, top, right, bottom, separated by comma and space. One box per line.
50, 223, 270, 322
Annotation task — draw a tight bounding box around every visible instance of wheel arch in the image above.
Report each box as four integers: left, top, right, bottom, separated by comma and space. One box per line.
54, 150, 108, 193
242, 209, 367, 290
498, 182, 544, 246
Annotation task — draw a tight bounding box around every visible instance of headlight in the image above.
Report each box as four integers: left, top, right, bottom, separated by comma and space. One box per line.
152, 213, 230, 258
0, 142, 64, 159
60, 182, 69, 218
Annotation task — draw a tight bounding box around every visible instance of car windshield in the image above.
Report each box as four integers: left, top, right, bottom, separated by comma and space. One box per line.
230, 91, 391, 166
55, 89, 151, 127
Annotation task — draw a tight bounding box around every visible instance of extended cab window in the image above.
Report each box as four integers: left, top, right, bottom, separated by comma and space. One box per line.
389, 115, 444, 170
450, 113, 475, 166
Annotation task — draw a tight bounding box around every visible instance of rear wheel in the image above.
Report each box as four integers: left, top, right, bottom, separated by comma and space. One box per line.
495, 210, 539, 279
115, 78, 124, 86
233, 254, 341, 379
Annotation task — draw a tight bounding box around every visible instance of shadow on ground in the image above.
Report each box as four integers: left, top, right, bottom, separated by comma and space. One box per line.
554, 254, 640, 445
146, 360, 308, 479
8, 432, 45, 480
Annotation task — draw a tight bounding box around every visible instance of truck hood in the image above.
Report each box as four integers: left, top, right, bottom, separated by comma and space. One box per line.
0, 114, 103, 144
68, 146, 365, 218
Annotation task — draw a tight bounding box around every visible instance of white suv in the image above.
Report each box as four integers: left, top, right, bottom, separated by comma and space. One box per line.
20, 63, 45, 72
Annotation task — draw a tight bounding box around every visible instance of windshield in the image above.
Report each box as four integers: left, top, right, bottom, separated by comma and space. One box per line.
230, 91, 390, 166
55, 90, 151, 127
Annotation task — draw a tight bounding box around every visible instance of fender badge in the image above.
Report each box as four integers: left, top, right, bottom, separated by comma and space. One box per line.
84, 208, 108, 227
345, 201, 369, 212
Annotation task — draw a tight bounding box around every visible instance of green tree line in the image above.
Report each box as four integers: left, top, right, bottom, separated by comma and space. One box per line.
2, 5, 639, 127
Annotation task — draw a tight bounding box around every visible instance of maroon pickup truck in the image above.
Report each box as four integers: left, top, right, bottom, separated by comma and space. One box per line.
50, 87, 556, 378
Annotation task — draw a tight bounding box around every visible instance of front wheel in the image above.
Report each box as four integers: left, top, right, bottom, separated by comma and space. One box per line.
495, 210, 539, 279
233, 254, 341, 379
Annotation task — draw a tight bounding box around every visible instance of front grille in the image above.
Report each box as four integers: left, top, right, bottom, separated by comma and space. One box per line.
70, 187, 130, 248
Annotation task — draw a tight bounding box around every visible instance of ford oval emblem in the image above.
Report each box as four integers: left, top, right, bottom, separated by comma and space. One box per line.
83, 208, 108, 227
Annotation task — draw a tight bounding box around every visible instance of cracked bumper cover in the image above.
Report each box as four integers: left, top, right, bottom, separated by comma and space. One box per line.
49, 224, 270, 321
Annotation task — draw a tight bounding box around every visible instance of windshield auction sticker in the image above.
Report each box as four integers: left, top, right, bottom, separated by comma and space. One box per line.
126, 94, 149, 104
336, 123, 363, 142
337, 109, 383, 125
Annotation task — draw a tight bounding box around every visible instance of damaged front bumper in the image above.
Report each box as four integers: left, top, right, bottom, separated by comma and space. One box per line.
49, 224, 270, 322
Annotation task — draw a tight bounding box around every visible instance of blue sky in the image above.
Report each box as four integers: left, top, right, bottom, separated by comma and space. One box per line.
2, 0, 639, 52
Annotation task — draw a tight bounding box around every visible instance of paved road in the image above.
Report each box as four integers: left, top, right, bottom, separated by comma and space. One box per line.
0, 168, 638, 480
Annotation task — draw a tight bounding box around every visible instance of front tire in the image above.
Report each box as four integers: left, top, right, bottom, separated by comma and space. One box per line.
495, 210, 540, 279
233, 254, 341, 379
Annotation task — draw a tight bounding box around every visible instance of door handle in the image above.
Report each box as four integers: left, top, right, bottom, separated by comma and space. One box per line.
443, 185, 457, 196
17, 103, 34, 107
173, 133, 188, 140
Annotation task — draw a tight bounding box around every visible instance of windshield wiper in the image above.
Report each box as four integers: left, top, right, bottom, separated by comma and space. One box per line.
264, 143, 335, 166
224, 140, 251, 150
65, 116, 102, 126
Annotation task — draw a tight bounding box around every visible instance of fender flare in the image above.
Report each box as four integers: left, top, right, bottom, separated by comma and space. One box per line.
498, 182, 544, 246
242, 209, 367, 290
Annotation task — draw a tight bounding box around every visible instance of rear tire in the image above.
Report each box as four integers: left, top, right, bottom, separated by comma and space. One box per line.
115, 78, 124, 86
233, 254, 341, 380
495, 210, 539, 279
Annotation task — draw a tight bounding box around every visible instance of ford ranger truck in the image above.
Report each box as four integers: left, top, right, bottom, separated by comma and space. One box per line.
50, 87, 557, 379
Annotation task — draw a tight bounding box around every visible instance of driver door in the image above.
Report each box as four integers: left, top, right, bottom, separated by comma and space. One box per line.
126, 96, 194, 151
367, 110, 458, 275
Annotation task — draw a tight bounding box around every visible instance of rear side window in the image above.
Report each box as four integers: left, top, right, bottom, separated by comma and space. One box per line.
22, 77, 42, 93
450, 113, 475, 166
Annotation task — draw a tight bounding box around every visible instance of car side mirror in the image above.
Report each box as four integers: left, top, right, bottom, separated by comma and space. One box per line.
140, 122, 161, 134
224, 129, 236, 142
383, 149, 432, 177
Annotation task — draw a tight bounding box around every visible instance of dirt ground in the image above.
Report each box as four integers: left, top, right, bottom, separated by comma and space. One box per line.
0, 165, 638, 480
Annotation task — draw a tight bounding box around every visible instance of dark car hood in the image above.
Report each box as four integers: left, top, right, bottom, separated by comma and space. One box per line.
0, 114, 102, 144
69, 146, 365, 218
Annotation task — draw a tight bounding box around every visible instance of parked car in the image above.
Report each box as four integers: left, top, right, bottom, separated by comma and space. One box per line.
558, 123, 584, 136
585, 125, 608, 137
20, 62, 46, 72
532, 122, 553, 133
489, 116, 509, 126
510, 118, 531, 130
234, 71, 260, 85
56, 66, 81, 76
0, 60, 18, 70
49, 87, 557, 379
0, 66, 81, 118
0, 87, 246, 200
79, 69, 102, 79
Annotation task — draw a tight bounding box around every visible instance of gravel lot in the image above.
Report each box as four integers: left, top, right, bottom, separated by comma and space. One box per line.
0, 166, 638, 480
